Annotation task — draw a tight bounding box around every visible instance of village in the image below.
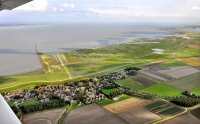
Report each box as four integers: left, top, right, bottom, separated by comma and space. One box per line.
3, 67, 139, 111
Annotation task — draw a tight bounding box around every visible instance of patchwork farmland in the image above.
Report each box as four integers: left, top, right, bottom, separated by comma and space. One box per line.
145, 100, 185, 117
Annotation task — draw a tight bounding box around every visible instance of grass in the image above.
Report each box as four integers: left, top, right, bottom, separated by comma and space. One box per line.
116, 78, 145, 90
71, 102, 85, 110
59, 35, 188, 78
161, 59, 186, 67
176, 48, 200, 58
192, 87, 200, 95
19, 100, 39, 107
141, 84, 182, 97
98, 94, 132, 106
0, 73, 68, 92
102, 88, 120, 96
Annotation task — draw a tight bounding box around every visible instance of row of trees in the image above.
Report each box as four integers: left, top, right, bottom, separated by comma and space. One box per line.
171, 97, 200, 107
122, 88, 157, 99
19, 99, 69, 114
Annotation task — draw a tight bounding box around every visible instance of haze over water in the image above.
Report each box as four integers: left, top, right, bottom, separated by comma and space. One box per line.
0, 24, 175, 76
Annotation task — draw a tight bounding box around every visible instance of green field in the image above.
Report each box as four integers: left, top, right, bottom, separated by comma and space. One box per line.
102, 88, 120, 96
98, 94, 132, 106
161, 59, 187, 67
19, 100, 39, 107
192, 87, 200, 95
141, 84, 182, 97
116, 78, 145, 90
59, 36, 188, 77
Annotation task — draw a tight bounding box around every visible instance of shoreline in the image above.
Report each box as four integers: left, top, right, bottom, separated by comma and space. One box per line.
0, 32, 179, 77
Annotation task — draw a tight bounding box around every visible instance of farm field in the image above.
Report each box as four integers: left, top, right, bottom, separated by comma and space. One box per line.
165, 72, 200, 90
188, 44, 200, 49
176, 57, 200, 67
192, 87, 200, 95
162, 113, 200, 124
22, 108, 65, 124
101, 88, 120, 96
133, 74, 158, 87
161, 59, 187, 67
141, 84, 182, 97
98, 94, 132, 106
158, 66, 199, 79
63, 104, 127, 124
145, 100, 185, 117
116, 78, 145, 90
118, 106, 161, 124
191, 107, 200, 119
104, 97, 149, 113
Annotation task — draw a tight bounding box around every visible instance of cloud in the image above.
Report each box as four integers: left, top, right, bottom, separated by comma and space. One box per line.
192, 6, 200, 10
88, 7, 142, 17
14, 0, 48, 12
62, 3, 75, 9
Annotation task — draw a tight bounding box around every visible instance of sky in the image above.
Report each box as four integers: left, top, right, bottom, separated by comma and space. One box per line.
0, 0, 200, 24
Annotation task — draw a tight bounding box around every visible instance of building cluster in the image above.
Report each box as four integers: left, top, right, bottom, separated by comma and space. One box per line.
3, 67, 138, 106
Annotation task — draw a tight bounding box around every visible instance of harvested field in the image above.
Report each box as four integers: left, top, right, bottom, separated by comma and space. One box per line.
104, 98, 149, 114
188, 44, 200, 49
162, 113, 200, 124
64, 104, 127, 124
165, 72, 200, 90
176, 57, 200, 67
158, 66, 199, 79
23, 108, 65, 124
191, 107, 200, 119
145, 63, 168, 71
133, 75, 158, 87
139, 70, 168, 81
118, 106, 160, 124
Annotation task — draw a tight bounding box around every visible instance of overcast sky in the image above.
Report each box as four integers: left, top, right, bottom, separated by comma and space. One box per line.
0, 0, 200, 24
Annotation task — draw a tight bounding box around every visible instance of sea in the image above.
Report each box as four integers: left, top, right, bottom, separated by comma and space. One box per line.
0, 23, 187, 76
